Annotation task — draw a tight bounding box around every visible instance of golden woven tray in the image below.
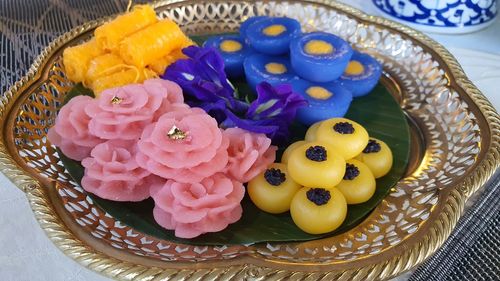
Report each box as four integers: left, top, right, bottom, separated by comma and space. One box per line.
1, 0, 499, 280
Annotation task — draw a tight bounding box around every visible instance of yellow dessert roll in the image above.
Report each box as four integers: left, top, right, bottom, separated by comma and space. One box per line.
119, 19, 190, 68
149, 48, 187, 75
91, 67, 157, 95
63, 39, 104, 83
85, 53, 126, 85
94, 5, 157, 51
148, 37, 195, 74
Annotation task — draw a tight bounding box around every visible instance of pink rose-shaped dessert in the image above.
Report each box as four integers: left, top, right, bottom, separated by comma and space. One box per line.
47, 95, 103, 161
137, 106, 229, 183
86, 79, 184, 140
143, 79, 184, 120
151, 173, 245, 238
81, 140, 163, 201
223, 128, 277, 182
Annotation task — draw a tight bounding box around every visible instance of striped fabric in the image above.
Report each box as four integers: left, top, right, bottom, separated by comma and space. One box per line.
409, 172, 500, 281
1, 0, 130, 93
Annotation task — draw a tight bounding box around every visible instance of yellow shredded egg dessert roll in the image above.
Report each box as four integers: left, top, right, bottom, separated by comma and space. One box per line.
148, 51, 182, 75
85, 53, 126, 85
95, 5, 157, 51
63, 39, 104, 83
148, 48, 189, 74
181, 37, 197, 48
91, 67, 157, 95
119, 19, 190, 68
148, 38, 195, 74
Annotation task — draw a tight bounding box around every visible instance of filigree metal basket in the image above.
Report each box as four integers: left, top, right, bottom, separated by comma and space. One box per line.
1, 0, 499, 280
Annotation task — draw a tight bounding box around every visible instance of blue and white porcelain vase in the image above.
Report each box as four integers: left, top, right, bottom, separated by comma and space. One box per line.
372, 0, 497, 34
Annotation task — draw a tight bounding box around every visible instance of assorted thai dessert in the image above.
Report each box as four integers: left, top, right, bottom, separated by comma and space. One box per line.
287, 141, 346, 188
203, 34, 253, 78
245, 17, 301, 55
248, 163, 301, 214
244, 54, 298, 90
356, 138, 393, 178
259, 116, 393, 234
290, 187, 347, 234
63, 5, 193, 94
315, 117, 370, 160
336, 159, 376, 204
339, 50, 383, 97
239, 16, 268, 39
290, 32, 353, 82
51, 8, 395, 239
207, 15, 383, 126
291, 79, 353, 125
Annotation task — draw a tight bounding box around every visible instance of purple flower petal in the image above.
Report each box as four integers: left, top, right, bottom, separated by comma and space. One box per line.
219, 82, 306, 143
161, 46, 306, 144
221, 109, 281, 136
163, 46, 241, 109
244, 82, 307, 142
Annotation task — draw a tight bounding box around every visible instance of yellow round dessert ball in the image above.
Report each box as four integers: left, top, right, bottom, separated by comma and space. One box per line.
315, 118, 369, 160
281, 141, 306, 164
336, 159, 376, 204
356, 138, 393, 178
305, 121, 322, 141
248, 163, 301, 214
290, 187, 347, 234
287, 141, 345, 188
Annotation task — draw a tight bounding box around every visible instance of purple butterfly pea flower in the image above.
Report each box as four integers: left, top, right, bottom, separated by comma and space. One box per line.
162, 45, 248, 113
247, 82, 306, 122
222, 82, 307, 143
162, 45, 307, 143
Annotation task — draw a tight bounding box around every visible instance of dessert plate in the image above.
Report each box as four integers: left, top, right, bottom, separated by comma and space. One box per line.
1, 0, 498, 280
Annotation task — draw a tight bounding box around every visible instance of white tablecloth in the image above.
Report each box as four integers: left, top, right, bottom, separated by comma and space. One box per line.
1, 1, 499, 280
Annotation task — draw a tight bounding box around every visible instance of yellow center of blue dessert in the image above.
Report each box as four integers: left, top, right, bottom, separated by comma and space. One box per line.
263, 24, 286, 36
304, 40, 334, 55
344, 60, 365, 75
219, 40, 242, 52
265, 62, 287, 74
306, 86, 333, 100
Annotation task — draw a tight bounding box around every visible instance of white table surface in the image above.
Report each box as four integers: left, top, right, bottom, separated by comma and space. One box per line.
1, 1, 499, 280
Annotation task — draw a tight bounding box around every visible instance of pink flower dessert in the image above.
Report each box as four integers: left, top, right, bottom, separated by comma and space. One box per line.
47, 95, 103, 161
81, 140, 163, 201
223, 128, 277, 182
137, 106, 229, 183
86, 79, 184, 140
151, 173, 245, 238
143, 79, 185, 121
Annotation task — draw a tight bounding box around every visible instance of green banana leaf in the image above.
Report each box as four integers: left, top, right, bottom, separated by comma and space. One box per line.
59, 79, 410, 245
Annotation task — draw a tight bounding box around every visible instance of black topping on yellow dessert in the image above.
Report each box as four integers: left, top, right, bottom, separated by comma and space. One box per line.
306, 188, 331, 206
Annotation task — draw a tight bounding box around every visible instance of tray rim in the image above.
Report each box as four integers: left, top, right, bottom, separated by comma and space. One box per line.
1, 0, 499, 280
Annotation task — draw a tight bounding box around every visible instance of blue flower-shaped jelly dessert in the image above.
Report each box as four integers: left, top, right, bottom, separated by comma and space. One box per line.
290, 32, 353, 83
240, 16, 268, 39
339, 50, 382, 97
291, 79, 353, 125
244, 53, 299, 91
245, 17, 301, 55
203, 34, 254, 78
